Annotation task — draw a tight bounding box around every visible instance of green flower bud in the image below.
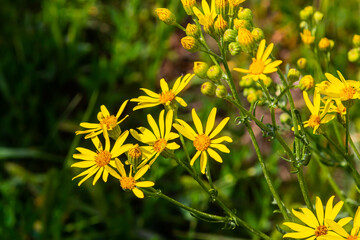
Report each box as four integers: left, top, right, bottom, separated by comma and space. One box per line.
348, 48, 360, 62
297, 58, 307, 69
193, 61, 209, 79
280, 113, 291, 124
313, 11, 324, 23
108, 125, 121, 140
238, 28, 256, 54
127, 144, 142, 167
251, 28, 264, 43
224, 29, 237, 42
247, 92, 258, 103
186, 23, 200, 38
214, 14, 228, 36
329, 40, 335, 50
155, 8, 176, 25
234, 18, 252, 30
237, 8, 253, 22
353, 34, 360, 47
287, 68, 300, 83
299, 75, 314, 91
239, 76, 253, 87
181, 36, 199, 52
299, 21, 308, 29
181, 0, 196, 15
201, 82, 216, 96
228, 41, 242, 55
243, 87, 255, 97
215, 85, 227, 98
207, 65, 222, 81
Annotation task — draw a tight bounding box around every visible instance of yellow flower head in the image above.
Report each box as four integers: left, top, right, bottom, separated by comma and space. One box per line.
130, 110, 180, 166
228, 0, 246, 7
214, 14, 228, 35
318, 206, 360, 240
193, 0, 217, 33
173, 108, 233, 174
181, 0, 196, 15
131, 74, 194, 111
75, 100, 129, 139
283, 196, 352, 239
302, 91, 335, 134
181, 36, 199, 52
71, 130, 131, 186
115, 159, 154, 199
317, 71, 360, 102
155, 8, 176, 25
319, 37, 331, 51
299, 75, 315, 91
233, 39, 282, 81
300, 29, 315, 45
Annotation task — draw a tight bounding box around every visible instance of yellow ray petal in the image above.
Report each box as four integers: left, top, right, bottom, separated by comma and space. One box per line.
72, 165, 97, 180
92, 167, 103, 185
325, 73, 342, 86
111, 131, 130, 157
210, 143, 230, 153
73, 153, 95, 161
165, 110, 174, 139
105, 165, 120, 179
303, 91, 316, 116
115, 158, 126, 177
292, 209, 318, 228
315, 196, 324, 225
324, 196, 335, 221
330, 201, 344, 220
147, 114, 161, 139
102, 168, 109, 182
256, 39, 266, 60
91, 136, 103, 151
200, 151, 208, 174
233, 68, 250, 73
134, 165, 150, 180
159, 110, 165, 138
202, 0, 211, 15
139, 88, 159, 98
77, 167, 98, 186
173, 123, 196, 141
168, 132, 179, 140
190, 151, 201, 166
71, 161, 96, 168
283, 222, 314, 232
192, 108, 204, 134
301, 208, 320, 226
325, 219, 349, 238
100, 105, 110, 117
132, 188, 144, 198
136, 181, 155, 188
160, 78, 169, 92
337, 217, 352, 227
167, 142, 180, 150
283, 231, 314, 239
79, 122, 100, 129
353, 207, 360, 230
207, 148, 223, 163
211, 136, 233, 143
133, 103, 161, 111
175, 96, 187, 107
262, 42, 274, 61
205, 108, 217, 135
209, 117, 230, 139
116, 100, 129, 119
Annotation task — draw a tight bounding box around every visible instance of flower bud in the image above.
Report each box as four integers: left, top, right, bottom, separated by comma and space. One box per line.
181, 0, 196, 15
280, 113, 291, 124
348, 48, 360, 62
300, 6, 313, 20
215, 85, 227, 98
193, 61, 210, 79
353, 34, 360, 47
251, 28, 264, 43
186, 23, 200, 38
262, 76, 272, 87
108, 125, 121, 140
215, 0, 227, 16
299, 21, 308, 29
233, 18, 252, 30
318, 37, 331, 51
155, 8, 176, 25
300, 29, 315, 45
238, 28, 255, 53
207, 65, 222, 81
299, 75, 314, 91
239, 76, 253, 87
214, 15, 228, 35
297, 58, 307, 69
313, 11, 324, 23
181, 36, 199, 52
287, 68, 300, 83
128, 144, 142, 167
224, 29, 237, 42
228, 41, 242, 55
247, 92, 258, 103
201, 82, 216, 96
237, 7, 253, 21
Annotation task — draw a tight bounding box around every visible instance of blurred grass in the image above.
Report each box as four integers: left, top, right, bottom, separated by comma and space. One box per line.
0, 0, 360, 239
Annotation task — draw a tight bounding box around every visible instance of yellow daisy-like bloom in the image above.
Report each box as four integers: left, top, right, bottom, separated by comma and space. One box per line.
131, 74, 194, 111
75, 100, 129, 139
283, 196, 352, 239
130, 110, 180, 166
115, 159, 154, 199
317, 71, 360, 102
173, 108, 233, 174
193, 0, 217, 33
300, 29, 315, 45
318, 207, 360, 240
302, 91, 335, 134
71, 130, 131, 186
233, 39, 283, 81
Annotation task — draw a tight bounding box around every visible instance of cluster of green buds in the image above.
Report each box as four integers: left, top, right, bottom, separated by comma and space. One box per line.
348, 34, 360, 63
239, 75, 272, 104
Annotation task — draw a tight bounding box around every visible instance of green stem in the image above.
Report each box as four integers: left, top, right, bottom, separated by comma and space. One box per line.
296, 168, 314, 212
345, 111, 349, 155
174, 23, 186, 32
349, 136, 360, 161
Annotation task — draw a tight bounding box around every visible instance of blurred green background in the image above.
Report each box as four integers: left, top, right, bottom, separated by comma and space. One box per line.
1, 0, 360, 239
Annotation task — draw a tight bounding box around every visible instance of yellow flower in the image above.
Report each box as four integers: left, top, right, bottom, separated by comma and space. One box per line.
173, 108, 232, 174
283, 196, 352, 239
316, 71, 360, 102
130, 110, 180, 166
75, 101, 129, 139
302, 91, 335, 134
71, 130, 131, 186
115, 159, 154, 199
181, 36, 199, 52
319, 37, 331, 51
228, 0, 246, 7
131, 74, 194, 111
181, 0, 196, 15
193, 0, 217, 33
318, 207, 360, 240
299, 75, 315, 91
155, 8, 176, 25
300, 29, 315, 45
233, 39, 282, 81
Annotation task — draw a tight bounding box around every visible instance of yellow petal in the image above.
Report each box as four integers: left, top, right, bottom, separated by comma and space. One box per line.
75, 147, 97, 157
116, 100, 129, 119
71, 161, 96, 168
167, 142, 180, 150
283, 231, 314, 239
132, 188, 144, 198
283, 222, 314, 232
159, 110, 165, 138
200, 151, 208, 174
160, 78, 169, 92
337, 217, 352, 227
77, 167, 98, 186
303, 91, 316, 116
100, 105, 110, 117
91, 136, 103, 151
292, 209, 318, 228
192, 108, 204, 134
103, 128, 110, 152
92, 167, 103, 185
175, 119, 197, 140
233, 68, 250, 73
209, 117, 230, 139
136, 181, 155, 188
202, 0, 210, 15
133, 103, 161, 111
72, 165, 97, 180
207, 148, 223, 163
73, 154, 95, 161
79, 122, 100, 129
315, 196, 324, 225
115, 158, 126, 177
330, 201, 344, 220
105, 165, 120, 179
112, 143, 132, 159
111, 131, 130, 157
139, 88, 159, 98
261, 42, 274, 61
325, 73, 342, 86
256, 39, 266, 60
137, 127, 157, 143
134, 165, 150, 180
165, 110, 173, 139
301, 208, 320, 226
175, 96, 187, 107
324, 196, 335, 221
325, 219, 349, 238
147, 113, 161, 139
167, 132, 179, 140
102, 168, 109, 182
210, 143, 230, 153
173, 124, 195, 141
211, 136, 233, 143
190, 151, 201, 166
205, 108, 217, 135
353, 207, 360, 229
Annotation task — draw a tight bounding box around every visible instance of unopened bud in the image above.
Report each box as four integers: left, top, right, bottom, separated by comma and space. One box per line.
239, 76, 253, 87
299, 21, 308, 29
214, 14, 228, 35
228, 41, 242, 55
186, 23, 200, 38
348, 48, 360, 62
287, 68, 300, 83
207, 65, 222, 81
247, 92, 258, 103
318, 37, 331, 51
262, 76, 272, 87
215, 85, 227, 98
300, 6, 313, 20
224, 29, 237, 42
297, 58, 307, 69
313, 11, 324, 23
353, 34, 360, 47
237, 7, 253, 21
280, 113, 291, 124
181, 36, 199, 52
155, 8, 176, 25
181, 0, 196, 15
233, 18, 252, 30
201, 82, 216, 96
238, 28, 255, 53
299, 75, 314, 91
193, 61, 209, 79
251, 28, 264, 43
128, 144, 142, 167
215, 0, 227, 16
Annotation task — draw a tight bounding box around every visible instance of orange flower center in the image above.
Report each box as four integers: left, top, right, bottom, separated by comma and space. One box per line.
159, 90, 175, 104
153, 138, 167, 153
340, 86, 356, 100
348, 236, 358, 240
120, 177, 136, 190
128, 144, 142, 159
194, 134, 211, 151
100, 115, 117, 130
308, 115, 321, 128
95, 150, 111, 167
249, 59, 265, 75
315, 225, 328, 237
